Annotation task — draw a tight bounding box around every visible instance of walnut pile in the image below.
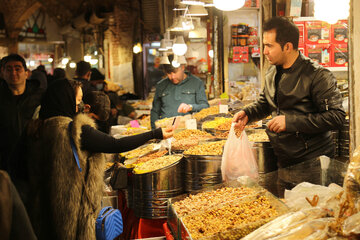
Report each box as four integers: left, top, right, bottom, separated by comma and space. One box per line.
173, 187, 257, 217
183, 140, 226, 155
182, 195, 279, 239
133, 155, 182, 174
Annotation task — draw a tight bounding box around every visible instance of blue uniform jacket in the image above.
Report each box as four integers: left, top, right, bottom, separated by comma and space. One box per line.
150, 73, 209, 129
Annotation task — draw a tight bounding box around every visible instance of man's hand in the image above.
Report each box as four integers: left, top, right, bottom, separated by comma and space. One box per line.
267, 115, 286, 133
161, 126, 174, 139
177, 103, 192, 113
232, 110, 249, 131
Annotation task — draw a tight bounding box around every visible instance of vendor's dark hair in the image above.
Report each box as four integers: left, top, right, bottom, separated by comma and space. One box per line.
1, 54, 27, 71
263, 17, 299, 50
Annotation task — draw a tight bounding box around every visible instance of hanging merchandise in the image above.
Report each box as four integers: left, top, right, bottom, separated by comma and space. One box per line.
172, 36, 188, 56
187, 5, 208, 16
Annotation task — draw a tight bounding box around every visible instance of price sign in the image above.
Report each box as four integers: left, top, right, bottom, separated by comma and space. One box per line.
185, 119, 197, 130
219, 104, 229, 114
130, 120, 140, 128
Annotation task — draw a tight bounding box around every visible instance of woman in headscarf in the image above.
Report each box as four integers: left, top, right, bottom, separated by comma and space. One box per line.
21, 78, 173, 240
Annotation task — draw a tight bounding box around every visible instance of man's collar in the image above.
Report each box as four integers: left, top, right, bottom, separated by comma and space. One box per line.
281, 51, 302, 72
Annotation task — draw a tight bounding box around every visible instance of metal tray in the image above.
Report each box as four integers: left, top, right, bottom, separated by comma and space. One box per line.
167, 177, 288, 240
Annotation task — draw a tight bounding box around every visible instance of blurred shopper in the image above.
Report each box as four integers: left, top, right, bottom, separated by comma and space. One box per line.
150, 54, 209, 129
0, 170, 37, 240
52, 68, 66, 81
89, 68, 106, 92
74, 60, 92, 96
17, 78, 173, 240
83, 90, 111, 133
232, 17, 346, 197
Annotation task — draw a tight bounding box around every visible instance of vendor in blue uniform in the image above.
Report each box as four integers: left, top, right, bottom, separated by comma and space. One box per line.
150, 54, 209, 129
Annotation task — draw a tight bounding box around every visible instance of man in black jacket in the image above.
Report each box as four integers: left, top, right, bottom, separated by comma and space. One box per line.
0, 54, 43, 177
233, 17, 346, 196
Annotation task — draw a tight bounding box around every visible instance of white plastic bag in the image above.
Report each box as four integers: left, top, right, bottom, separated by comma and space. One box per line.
221, 123, 258, 181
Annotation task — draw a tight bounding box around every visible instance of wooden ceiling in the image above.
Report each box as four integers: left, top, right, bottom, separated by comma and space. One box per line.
0, 0, 163, 37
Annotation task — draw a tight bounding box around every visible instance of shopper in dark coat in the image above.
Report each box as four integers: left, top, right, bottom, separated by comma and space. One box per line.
0, 54, 43, 177
0, 170, 37, 240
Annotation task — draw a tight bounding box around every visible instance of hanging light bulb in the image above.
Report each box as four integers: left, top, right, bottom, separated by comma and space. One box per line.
214, 0, 245, 11
69, 62, 76, 68
62, 57, 70, 65
84, 55, 92, 62
172, 36, 188, 56
133, 43, 142, 54
90, 59, 98, 65
314, 0, 349, 24
172, 55, 181, 68
180, 0, 205, 5
48, 57, 54, 63
208, 49, 214, 58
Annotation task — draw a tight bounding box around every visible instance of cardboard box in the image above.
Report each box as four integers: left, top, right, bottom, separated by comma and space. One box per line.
294, 21, 305, 47
232, 46, 249, 63
244, 0, 259, 8
305, 20, 331, 44
331, 20, 348, 44
332, 44, 348, 67
305, 44, 331, 67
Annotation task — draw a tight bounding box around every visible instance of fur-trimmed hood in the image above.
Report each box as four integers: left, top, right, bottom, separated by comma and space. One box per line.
26, 113, 105, 240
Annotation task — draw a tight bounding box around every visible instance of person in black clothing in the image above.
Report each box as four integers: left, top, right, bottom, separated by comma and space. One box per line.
89, 68, 106, 92
83, 90, 111, 133
0, 170, 37, 240
16, 78, 173, 239
0, 54, 43, 176
232, 17, 345, 197
52, 68, 66, 81
74, 61, 92, 96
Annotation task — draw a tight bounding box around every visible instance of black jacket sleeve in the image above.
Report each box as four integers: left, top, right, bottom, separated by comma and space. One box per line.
285, 68, 346, 133
80, 125, 163, 153
243, 89, 272, 123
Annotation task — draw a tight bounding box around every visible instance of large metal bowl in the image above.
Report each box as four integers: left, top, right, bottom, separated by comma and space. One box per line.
183, 154, 223, 193
132, 155, 184, 219
252, 141, 278, 173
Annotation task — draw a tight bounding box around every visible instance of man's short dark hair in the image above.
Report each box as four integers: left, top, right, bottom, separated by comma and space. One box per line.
263, 17, 299, 50
53, 68, 66, 80
90, 68, 105, 81
83, 91, 111, 121
75, 61, 91, 77
1, 54, 27, 71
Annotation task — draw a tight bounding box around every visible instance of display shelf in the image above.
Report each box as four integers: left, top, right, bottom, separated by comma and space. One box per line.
326, 67, 348, 72
293, 17, 318, 22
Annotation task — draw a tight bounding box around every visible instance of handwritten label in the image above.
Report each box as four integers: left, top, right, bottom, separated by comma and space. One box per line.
130, 120, 140, 128
185, 119, 197, 130
219, 104, 229, 114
